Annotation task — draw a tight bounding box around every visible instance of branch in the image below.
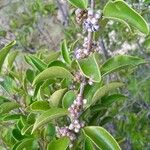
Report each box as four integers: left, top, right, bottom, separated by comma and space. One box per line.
80, 0, 95, 95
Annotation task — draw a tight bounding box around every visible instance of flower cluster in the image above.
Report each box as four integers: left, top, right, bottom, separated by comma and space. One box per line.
75, 9, 88, 24
73, 71, 84, 83
56, 94, 86, 148
68, 94, 86, 131
56, 126, 76, 148
83, 9, 101, 32
74, 37, 101, 59
56, 126, 76, 141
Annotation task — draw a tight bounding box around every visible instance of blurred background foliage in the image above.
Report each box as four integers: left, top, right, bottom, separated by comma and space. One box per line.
0, 0, 149, 149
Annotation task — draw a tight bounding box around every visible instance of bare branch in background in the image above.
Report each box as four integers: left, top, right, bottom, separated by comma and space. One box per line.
99, 38, 110, 59
0, 0, 11, 10
56, 0, 69, 26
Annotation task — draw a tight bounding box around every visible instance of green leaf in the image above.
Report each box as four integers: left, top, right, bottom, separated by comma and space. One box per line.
101, 94, 126, 107
30, 101, 50, 111
48, 60, 67, 68
32, 108, 68, 133
61, 40, 71, 64
44, 51, 60, 64
25, 55, 47, 72
0, 101, 20, 114
33, 66, 73, 85
49, 89, 67, 107
15, 138, 36, 150
144, 0, 150, 3
62, 90, 76, 108
7, 51, 19, 69
101, 55, 146, 76
90, 82, 124, 107
77, 54, 101, 82
44, 123, 56, 138
47, 137, 70, 150
99, 116, 113, 126
88, 107, 107, 125
21, 124, 33, 135
67, 0, 88, 9
26, 69, 35, 83
83, 126, 121, 150
0, 41, 16, 72
17, 119, 24, 131
12, 128, 25, 141
84, 83, 101, 105
0, 96, 10, 103
2, 114, 21, 121
84, 137, 95, 150
103, 0, 149, 34
27, 113, 36, 124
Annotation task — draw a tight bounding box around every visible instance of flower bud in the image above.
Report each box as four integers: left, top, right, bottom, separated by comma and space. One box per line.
83, 99, 87, 104
69, 124, 74, 130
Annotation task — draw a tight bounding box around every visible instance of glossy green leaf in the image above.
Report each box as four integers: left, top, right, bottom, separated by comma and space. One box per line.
17, 119, 24, 131
77, 54, 101, 82
84, 83, 101, 105
90, 82, 124, 107
0, 101, 20, 114
83, 126, 121, 150
101, 94, 126, 107
30, 101, 50, 111
12, 128, 25, 141
26, 55, 47, 71
44, 123, 56, 138
101, 55, 146, 76
62, 90, 76, 108
61, 40, 71, 64
44, 51, 60, 64
67, 0, 88, 9
47, 137, 70, 150
21, 124, 33, 135
0, 41, 16, 72
27, 113, 36, 124
84, 137, 95, 150
0, 96, 10, 103
26, 69, 35, 83
103, 0, 149, 34
2, 114, 21, 121
33, 66, 73, 85
7, 51, 19, 68
49, 88, 67, 107
15, 138, 36, 150
32, 108, 68, 133
48, 60, 67, 68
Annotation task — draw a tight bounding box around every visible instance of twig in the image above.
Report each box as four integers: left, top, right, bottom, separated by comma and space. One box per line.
79, 0, 95, 96
78, 78, 86, 97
